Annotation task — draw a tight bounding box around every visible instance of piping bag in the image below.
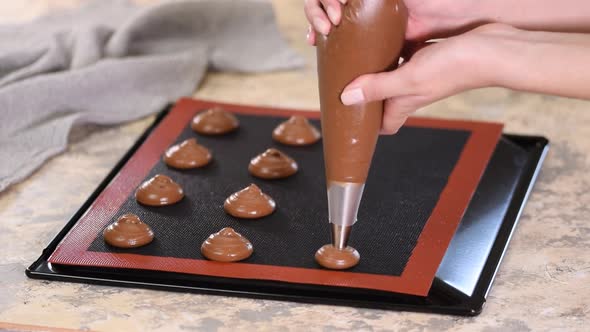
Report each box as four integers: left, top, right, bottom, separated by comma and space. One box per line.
316, 0, 408, 255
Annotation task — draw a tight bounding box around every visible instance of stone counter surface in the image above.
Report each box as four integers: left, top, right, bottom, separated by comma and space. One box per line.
0, 1, 588, 331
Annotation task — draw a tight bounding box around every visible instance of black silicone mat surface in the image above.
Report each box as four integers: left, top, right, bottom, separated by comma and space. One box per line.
46, 98, 504, 296
85, 115, 469, 276
29, 99, 549, 314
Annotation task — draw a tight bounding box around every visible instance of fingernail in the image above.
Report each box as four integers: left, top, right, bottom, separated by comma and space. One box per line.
306, 26, 312, 43
379, 128, 395, 135
341, 88, 365, 105
338, 0, 347, 4
313, 17, 330, 35
327, 6, 339, 25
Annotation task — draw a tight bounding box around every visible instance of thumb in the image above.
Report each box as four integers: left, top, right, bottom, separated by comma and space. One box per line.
340, 64, 418, 105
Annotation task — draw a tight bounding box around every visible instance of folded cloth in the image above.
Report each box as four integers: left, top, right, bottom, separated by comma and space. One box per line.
0, 0, 304, 192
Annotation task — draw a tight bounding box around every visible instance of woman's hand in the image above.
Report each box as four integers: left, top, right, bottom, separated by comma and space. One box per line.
304, 0, 590, 44
304, 1, 590, 134
341, 23, 590, 134
341, 24, 513, 134
304, 0, 480, 45
304, 0, 346, 43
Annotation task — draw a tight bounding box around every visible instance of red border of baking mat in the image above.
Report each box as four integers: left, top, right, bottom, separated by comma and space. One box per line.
48, 98, 503, 296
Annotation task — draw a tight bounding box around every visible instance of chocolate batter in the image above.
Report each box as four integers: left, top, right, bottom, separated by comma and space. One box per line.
248, 148, 298, 179
135, 174, 184, 206
224, 184, 276, 219
103, 214, 154, 248
315, 244, 360, 270
201, 227, 253, 262
191, 107, 239, 135
164, 138, 212, 169
316, 0, 407, 183
315, 0, 408, 267
272, 115, 321, 146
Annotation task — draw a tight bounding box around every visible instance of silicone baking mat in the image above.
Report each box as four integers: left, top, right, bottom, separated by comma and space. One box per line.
48, 98, 502, 296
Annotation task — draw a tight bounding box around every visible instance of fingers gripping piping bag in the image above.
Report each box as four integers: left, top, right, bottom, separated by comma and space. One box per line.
316, 0, 408, 261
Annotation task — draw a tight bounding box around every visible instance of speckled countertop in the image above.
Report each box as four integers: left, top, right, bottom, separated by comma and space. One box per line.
1, 1, 589, 331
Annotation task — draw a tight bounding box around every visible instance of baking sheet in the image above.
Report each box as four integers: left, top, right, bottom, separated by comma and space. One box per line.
47, 98, 502, 296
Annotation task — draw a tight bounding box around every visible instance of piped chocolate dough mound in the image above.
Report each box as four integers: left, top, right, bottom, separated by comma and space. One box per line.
272, 115, 321, 146
315, 244, 360, 270
191, 107, 239, 135
135, 174, 184, 206
164, 138, 212, 169
201, 227, 254, 262
224, 184, 276, 219
103, 214, 154, 248
248, 148, 298, 179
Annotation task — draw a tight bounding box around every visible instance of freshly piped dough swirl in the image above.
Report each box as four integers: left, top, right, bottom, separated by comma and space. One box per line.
272, 115, 321, 146
224, 184, 276, 219
135, 174, 184, 206
191, 107, 239, 135
164, 138, 212, 169
103, 214, 154, 248
315, 244, 360, 270
201, 227, 253, 262
248, 148, 298, 179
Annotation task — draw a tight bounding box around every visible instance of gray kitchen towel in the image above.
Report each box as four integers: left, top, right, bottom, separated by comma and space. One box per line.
0, 0, 304, 192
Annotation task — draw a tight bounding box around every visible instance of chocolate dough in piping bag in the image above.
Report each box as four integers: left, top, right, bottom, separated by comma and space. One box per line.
315, 0, 407, 268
